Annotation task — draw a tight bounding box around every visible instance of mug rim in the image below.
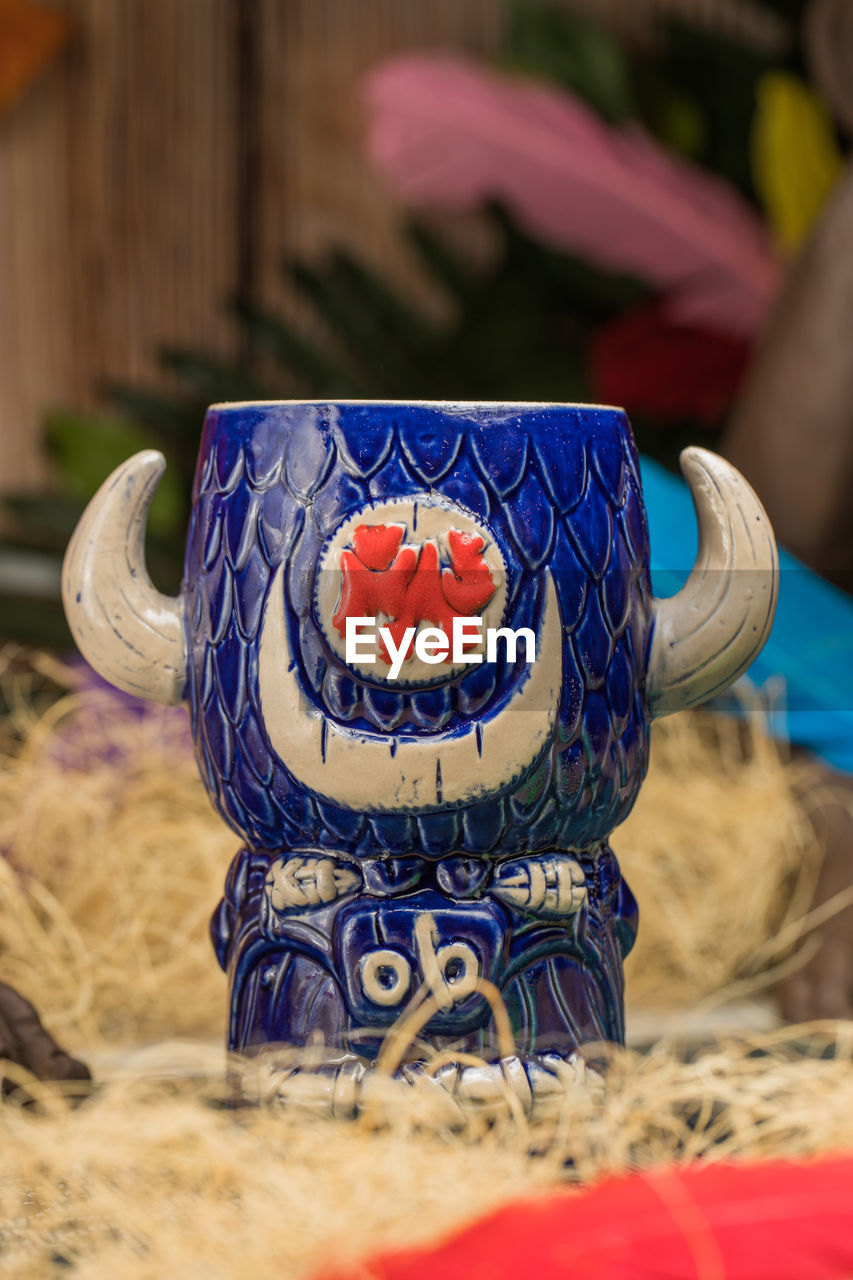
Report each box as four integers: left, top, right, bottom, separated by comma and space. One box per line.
206, 398, 625, 412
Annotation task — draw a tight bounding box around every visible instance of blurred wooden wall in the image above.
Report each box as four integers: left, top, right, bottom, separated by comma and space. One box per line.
0, 0, 502, 492
0, 0, 784, 492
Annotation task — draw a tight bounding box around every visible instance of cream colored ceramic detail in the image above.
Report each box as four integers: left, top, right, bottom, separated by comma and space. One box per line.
240, 1051, 592, 1120
413, 912, 480, 1012
492, 853, 587, 918
646, 447, 779, 719
315, 496, 507, 684
360, 950, 412, 1007
258, 567, 562, 812
358, 912, 482, 1011
264, 854, 361, 912
61, 451, 187, 705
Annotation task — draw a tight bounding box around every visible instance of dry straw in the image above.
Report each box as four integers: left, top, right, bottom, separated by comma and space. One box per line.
615, 701, 822, 1011
3, 1028, 853, 1279
0, 651, 823, 1047
1, 650, 851, 1279
0, 649, 232, 1050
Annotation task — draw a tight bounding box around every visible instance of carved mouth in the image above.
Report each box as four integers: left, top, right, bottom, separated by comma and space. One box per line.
317, 643, 505, 735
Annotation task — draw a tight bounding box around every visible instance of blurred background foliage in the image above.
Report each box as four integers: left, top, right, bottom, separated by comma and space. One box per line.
0, 0, 846, 647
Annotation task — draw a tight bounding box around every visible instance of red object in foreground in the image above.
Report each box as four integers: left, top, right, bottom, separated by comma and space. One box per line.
590, 302, 752, 426
318, 1157, 853, 1280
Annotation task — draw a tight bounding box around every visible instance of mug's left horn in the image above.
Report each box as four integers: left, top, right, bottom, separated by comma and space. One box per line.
61, 451, 187, 705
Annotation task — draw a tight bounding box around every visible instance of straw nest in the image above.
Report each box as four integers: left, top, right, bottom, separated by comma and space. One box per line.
1, 648, 851, 1280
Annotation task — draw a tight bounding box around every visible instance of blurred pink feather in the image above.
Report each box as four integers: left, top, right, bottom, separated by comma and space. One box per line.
364, 55, 781, 335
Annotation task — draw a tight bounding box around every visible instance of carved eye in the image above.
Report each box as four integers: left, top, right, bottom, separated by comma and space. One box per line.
434, 941, 479, 1003
360, 949, 412, 1007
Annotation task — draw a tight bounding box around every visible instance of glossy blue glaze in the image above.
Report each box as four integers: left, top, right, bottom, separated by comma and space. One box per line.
188, 402, 649, 1061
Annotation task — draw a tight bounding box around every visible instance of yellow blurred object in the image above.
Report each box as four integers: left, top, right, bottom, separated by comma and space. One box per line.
751, 71, 844, 254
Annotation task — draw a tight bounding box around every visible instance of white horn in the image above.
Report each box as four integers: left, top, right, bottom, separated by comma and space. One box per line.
647, 447, 778, 719
61, 451, 187, 705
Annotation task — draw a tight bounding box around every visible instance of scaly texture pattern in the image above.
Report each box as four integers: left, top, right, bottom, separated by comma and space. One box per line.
182, 402, 652, 1057
183, 402, 653, 861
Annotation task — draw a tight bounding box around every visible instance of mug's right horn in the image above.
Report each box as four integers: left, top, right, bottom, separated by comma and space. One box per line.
646, 448, 779, 719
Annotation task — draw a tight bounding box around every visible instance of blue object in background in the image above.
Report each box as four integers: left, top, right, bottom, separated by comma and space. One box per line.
641, 454, 853, 776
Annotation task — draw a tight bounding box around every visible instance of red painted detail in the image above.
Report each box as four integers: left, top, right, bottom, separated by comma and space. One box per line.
442, 530, 497, 615
351, 523, 406, 571
331, 523, 496, 666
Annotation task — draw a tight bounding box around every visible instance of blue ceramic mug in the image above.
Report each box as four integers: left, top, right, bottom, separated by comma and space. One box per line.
63, 402, 777, 1099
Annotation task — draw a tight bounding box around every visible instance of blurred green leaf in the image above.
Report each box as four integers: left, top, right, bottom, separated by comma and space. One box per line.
0, 588, 71, 648
104, 386, 204, 441
328, 251, 440, 355
287, 260, 427, 393
157, 348, 275, 402
406, 222, 478, 300
656, 20, 777, 198
1, 493, 84, 551
630, 66, 707, 159
504, 0, 635, 123
45, 410, 183, 539
231, 296, 359, 395
0, 193, 712, 647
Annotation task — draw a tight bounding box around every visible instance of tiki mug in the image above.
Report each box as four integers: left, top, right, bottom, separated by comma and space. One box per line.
63, 403, 777, 1102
